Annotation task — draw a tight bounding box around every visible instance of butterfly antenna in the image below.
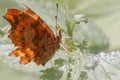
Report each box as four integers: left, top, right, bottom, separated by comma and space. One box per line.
55, 3, 58, 32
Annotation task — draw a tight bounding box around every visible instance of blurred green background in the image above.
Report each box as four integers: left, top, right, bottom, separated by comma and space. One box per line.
0, 0, 120, 80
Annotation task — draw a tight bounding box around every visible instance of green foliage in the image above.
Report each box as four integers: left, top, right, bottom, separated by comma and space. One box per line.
39, 57, 76, 80
40, 67, 63, 80
64, 13, 89, 52
40, 58, 66, 80
67, 71, 72, 80
66, 58, 74, 80
68, 57, 75, 64
79, 71, 88, 80
65, 37, 76, 52
54, 58, 66, 67
77, 39, 88, 53
65, 19, 75, 37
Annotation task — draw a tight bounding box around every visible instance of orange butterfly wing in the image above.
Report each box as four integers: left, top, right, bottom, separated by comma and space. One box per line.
3, 6, 61, 65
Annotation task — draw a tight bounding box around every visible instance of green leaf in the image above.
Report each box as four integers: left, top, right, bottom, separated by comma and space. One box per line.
54, 58, 66, 67
79, 71, 88, 80
40, 67, 63, 80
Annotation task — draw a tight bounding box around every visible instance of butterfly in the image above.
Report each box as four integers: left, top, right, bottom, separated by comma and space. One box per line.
3, 5, 62, 65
